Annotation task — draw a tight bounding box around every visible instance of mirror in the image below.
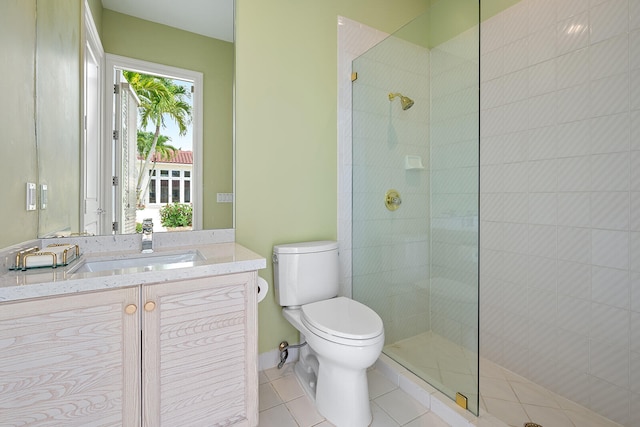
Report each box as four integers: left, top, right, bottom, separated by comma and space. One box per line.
0, 0, 234, 249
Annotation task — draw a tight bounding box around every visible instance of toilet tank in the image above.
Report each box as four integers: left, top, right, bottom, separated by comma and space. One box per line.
273, 241, 339, 307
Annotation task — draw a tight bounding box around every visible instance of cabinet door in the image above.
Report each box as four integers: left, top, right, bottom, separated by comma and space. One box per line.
0, 287, 141, 426
143, 272, 257, 427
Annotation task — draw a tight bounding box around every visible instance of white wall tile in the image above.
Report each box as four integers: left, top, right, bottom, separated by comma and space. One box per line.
528, 255, 557, 291
589, 34, 629, 81
632, 113, 640, 153
529, 224, 557, 257
481, 48, 504, 83
503, 192, 529, 223
557, 260, 591, 298
503, 131, 529, 163
592, 229, 629, 269
591, 152, 629, 191
503, 1, 530, 44
557, 192, 590, 227
632, 151, 640, 190
528, 125, 558, 160
590, 338, 629, 388
558, 295, 590, 335
589, 113, 629, 154
556, 83, 591, 123
556, 48, 589, 90
633, 272, 640, 313
632, 0, 640, 31
557, 12, 590, 55
528, 92, 557, 129
590, 302, 630, 344
589, 0, 629, 44
591, 191, 629, 230
632, 192, 640, 231
503, 162, 529, 192
529, 192, 557, 225
590, 73, 629, 117
528, 59, 556, 96
558, 226, 591, 263
558, 0, 590, 19
632, 232, 640, 272
556, 120, 590, 157
558, 156, 590, 191
503, 222, 529, 254
591, 266, 630, 309
503, 38, 529, 74
529, 159, 557, 192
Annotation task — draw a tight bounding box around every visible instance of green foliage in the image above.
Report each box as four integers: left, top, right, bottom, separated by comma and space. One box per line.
159, 203, 193, 228
135, 222, 143, 233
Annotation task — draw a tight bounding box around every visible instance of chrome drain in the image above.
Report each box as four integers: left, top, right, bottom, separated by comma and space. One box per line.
524, 423, 543, 427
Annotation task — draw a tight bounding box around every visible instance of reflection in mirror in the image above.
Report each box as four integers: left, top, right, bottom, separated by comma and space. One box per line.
0, 0, 234, 249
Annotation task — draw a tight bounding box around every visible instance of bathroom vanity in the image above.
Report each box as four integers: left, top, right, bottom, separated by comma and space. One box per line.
0, 233, 265, 426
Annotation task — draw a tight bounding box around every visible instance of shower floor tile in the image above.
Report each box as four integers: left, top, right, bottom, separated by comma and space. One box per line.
383, 331, 624, 427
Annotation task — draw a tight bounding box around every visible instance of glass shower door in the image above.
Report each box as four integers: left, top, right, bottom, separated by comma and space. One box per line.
351, 0, 480, 414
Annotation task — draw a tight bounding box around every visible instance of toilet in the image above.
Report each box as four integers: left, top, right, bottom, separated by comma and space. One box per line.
273, 241, 384, 427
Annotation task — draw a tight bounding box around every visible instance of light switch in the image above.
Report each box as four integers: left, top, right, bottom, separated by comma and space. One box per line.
26, 183, 36, 211
40, 184, 48, 210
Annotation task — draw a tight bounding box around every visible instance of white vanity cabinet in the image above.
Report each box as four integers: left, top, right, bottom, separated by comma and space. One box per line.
142, 271, 258, 426
0, 286, 141, 426
0, 271, 258, 427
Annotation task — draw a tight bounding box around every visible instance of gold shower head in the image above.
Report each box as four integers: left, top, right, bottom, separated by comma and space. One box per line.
388, 92, 414, 110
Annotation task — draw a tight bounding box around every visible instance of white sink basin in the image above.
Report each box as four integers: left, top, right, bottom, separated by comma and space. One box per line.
71, 251, 204, 274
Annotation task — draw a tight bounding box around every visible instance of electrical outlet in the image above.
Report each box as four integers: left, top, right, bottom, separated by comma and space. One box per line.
216, 193, 234, 203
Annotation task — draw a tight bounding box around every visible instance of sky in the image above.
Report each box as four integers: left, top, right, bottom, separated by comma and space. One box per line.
141, 78, 193, 151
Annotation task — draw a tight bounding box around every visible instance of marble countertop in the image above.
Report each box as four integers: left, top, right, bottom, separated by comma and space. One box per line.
0, 233, 266, 303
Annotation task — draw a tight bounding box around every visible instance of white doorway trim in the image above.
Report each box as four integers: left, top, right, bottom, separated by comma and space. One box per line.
104, 54, 204, 231
82, 1, 105, 235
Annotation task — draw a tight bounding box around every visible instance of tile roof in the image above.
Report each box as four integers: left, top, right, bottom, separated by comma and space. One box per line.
139, 150, 192, 164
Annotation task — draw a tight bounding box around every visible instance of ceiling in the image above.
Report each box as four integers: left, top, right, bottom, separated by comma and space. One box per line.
101, 0, 234, 42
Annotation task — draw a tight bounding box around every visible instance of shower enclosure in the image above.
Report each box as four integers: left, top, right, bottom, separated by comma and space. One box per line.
351, 0, 480, 414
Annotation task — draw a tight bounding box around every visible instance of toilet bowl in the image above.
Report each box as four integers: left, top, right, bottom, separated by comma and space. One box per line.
273, 241, 385, 427
283, 298, 384, 427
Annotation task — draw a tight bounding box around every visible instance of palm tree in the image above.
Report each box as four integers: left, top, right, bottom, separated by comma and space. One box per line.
136, 130, 178, 206
123, 71, 192, 206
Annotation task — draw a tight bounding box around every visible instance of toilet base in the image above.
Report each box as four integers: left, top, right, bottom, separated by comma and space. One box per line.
291, 343, 373, 427
314, 357, 372, 427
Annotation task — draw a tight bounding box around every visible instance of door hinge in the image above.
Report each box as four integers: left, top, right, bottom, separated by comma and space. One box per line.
114, 84, 119, 94
112, 176, 119, 186
112, 221, 119, 232
113, 130, 119, 140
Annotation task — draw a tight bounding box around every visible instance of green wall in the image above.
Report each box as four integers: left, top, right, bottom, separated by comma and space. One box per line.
0, 1, 38, 249
101, 9, 234, 229
235, 0, 430, 354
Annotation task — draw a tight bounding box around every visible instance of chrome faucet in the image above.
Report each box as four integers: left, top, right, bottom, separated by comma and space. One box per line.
141, 218, 154, 253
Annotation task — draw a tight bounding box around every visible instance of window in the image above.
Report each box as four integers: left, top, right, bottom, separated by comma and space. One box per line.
160, 179, 168, 203
160, 170, 168, 177
184, 180, 191, 203
172, 180, 180, 202
172, 170, 180, 178
149, 179, 156, 203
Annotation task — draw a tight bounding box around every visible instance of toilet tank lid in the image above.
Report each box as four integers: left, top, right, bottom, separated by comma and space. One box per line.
273, 241, 338, 254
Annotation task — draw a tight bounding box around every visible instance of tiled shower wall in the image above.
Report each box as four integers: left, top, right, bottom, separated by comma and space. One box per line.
342, 17, 432, 345
429, 27, 480, 352
479, 0, 640, 424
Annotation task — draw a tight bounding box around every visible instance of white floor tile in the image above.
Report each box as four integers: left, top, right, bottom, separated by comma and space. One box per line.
258, 404, 298, 427
286, 394, 325, 427
404, 411, 450, 427
368, 368, 399, 399
259, 383, 283, 412
271, 374, 305, 402
482, 397, 529, 426
522, 403, 574, 427
374, 388, 428, 425
370, 401, 401, 427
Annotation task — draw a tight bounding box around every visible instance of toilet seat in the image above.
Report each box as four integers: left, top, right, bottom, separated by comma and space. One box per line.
301, 297, 383, 346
